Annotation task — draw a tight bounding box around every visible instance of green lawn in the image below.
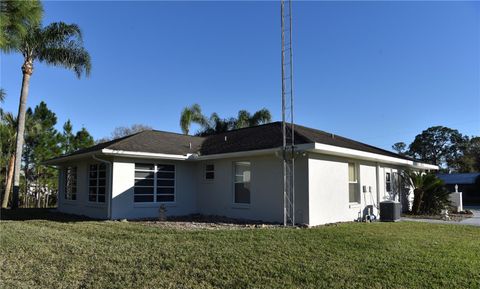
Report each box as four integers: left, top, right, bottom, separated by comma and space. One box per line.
1, 210, 479, 289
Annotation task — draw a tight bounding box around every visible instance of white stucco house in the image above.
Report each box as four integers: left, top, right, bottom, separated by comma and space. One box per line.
45, 122, 437, 226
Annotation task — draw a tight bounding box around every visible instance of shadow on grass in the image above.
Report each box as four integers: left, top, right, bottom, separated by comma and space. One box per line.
0, 208, 95, 222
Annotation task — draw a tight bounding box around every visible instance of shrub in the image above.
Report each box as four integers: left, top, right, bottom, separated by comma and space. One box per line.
403, 171, 451, 215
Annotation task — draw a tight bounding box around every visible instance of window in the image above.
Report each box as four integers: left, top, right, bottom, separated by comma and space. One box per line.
385, 172, 392, 192
156, 164, 175, 202
64, 166, 77, 200
234, 162, 251, 204
134, 163, 175, 203
89, 164, 106, 203
134, 163, 154, 202
205, 164, 215, 180
348, 163, 360, 203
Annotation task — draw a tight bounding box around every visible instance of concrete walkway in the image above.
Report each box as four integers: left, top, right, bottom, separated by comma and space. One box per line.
401, 206, 480, 227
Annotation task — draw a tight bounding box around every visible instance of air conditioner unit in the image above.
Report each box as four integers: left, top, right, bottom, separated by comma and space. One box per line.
379, 201, 401, 222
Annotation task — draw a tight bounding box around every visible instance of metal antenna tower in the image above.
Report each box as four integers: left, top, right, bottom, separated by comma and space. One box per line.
281, 0, 295, 226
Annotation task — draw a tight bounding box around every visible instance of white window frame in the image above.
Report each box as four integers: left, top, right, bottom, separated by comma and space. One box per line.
134, 163, 175, 203
204, 164, 215, 181
233, 161, 251, 205
64, 166, 77, 201
88, 163, 106, 203
348, 162, 360, 204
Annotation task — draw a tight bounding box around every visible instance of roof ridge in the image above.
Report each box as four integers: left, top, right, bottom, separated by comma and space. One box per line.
206, 121, 281, 136
102, 130, 150, 149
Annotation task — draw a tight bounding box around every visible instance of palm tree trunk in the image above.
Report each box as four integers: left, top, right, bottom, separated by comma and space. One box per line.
412, 188, 424, 215
12, 60, 33, 209
2, 156, 15, 208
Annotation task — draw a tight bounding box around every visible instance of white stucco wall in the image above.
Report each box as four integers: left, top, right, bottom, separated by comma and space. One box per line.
196, 154, 309, 224
307, 154, 380, 226
110, 157, 198, 220
57, 159, 108, 219
55, 151, 416, 224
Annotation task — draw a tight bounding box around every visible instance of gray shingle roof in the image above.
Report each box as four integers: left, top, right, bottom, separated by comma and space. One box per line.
48, 122, 413, 162
200, 122, 413, 161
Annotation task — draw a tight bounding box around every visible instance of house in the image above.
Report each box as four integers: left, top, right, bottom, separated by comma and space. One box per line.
437, 173, 480, 206
45, 122, 438, 226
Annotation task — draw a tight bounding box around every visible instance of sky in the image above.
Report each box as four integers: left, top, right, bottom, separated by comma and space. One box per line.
1, 1, 479, 151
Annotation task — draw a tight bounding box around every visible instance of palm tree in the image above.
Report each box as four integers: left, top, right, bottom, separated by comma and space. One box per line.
402, 171, 449, 214
235, 108, 271, 129
180, 104, 273, 136
6, 22, 91, 208
1, 112, 17, 208
0, 0, 43, 50
180, 104, 206, 135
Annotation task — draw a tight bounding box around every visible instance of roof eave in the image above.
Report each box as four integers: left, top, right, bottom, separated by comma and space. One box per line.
101, 149, 190, 160
42, 151, 101, 166
309, 142, 439, 170
196, 147, 280, 160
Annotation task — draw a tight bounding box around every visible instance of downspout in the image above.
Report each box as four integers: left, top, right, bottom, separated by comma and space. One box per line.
93, 155, 113, 220
376, 162, 381, 211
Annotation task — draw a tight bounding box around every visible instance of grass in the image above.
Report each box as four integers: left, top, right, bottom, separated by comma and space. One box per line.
1, 209, 479, 289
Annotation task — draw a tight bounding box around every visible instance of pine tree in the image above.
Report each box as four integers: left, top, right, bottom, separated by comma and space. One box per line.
74, 127, 94, 150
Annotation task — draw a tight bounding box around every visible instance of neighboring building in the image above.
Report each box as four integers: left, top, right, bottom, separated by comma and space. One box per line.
437, 173, 480, 206
45, 122, 437, 226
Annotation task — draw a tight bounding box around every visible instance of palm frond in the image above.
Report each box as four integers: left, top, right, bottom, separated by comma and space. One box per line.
236, 110, 250, 129
36, 22, 91, 78
0, 88, 5, 103
180, 107, 192, 135
0, 0, 43, 52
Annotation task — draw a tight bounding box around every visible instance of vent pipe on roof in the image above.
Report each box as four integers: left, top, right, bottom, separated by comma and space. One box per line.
331, 133, 335, 139
224, 136, 227, 142
189, 142, 192, 150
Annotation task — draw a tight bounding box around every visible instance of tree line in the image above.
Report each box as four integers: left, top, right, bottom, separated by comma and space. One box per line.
1, 97, 95, 208
392, 126, 479, 173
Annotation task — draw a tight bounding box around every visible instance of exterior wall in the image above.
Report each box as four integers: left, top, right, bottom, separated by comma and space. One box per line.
196, 154, 309, 224
307, 153, 415, 226
55, 152, 415, 225
57, 159, 109, 219
308, 154, 382, 226
110, 157, 198, 220
308, 154, 353, 225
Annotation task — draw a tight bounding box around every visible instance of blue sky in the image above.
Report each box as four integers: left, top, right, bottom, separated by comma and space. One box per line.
1, 1, 479, 150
